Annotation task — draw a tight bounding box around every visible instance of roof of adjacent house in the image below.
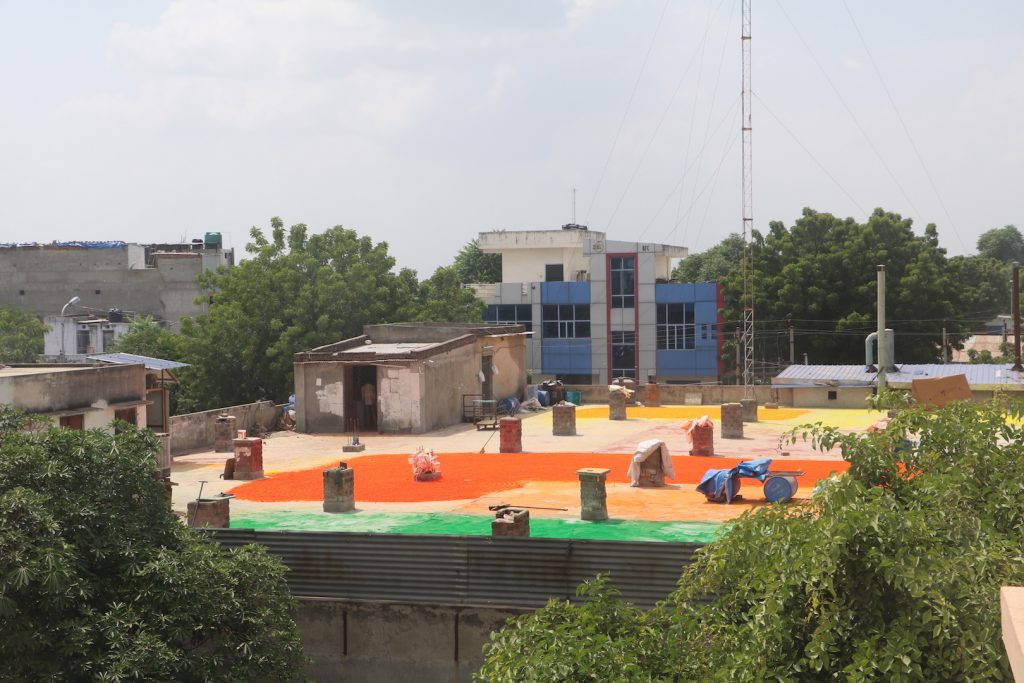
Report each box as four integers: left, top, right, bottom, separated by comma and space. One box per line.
773, 363, 1024, 390
87, 352, 190, 371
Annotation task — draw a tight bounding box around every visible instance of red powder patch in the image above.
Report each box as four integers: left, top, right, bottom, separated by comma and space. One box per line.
230, 452, 849, 504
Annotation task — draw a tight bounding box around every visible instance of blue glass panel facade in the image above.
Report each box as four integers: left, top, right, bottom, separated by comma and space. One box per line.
540, 281, 591, 375
654, 282, 720, 379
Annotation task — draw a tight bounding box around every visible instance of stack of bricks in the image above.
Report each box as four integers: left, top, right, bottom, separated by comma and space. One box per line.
499, 417, 522, 453
608, 391, 627, 420
552, 403, 577, 436
740, 398, 758, 422
491, 508, 530, 537
644, 382, 661, 407
214, 415, 236, 452
577, 467, 611, 520
187, 497, 230, 528
323, 462, 355, 513
232, 437, 264, 479
721, 403, 744, 439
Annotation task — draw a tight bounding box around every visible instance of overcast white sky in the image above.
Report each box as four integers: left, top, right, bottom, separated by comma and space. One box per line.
1, 1, 1021, 275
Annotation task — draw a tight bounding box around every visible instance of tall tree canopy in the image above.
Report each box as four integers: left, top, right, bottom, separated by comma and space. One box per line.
672, 233, 744, 283
0, 407, 304, 680
176, 218, 485, 411
0, 306, 47, 363
976, 224, 1024, 263
478, 397, 1024, 681
452, 239, 501, 284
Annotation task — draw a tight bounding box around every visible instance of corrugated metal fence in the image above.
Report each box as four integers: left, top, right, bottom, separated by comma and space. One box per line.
210, 529, 703, 609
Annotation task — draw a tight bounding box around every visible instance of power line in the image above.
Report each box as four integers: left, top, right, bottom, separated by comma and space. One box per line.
839, 0, 968, 253
773, 0, 924, 221
583, 0, 672, 225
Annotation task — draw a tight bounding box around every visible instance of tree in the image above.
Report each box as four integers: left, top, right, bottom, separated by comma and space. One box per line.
947, 255, 1010, 324
977, 224, 1024, 264
405, 265, 486, 323
0, 306, 47, 363
178, 218, 422, 410
0, 407, 305, 680
111, 316, 187, 361
478, 397, 1024, 681
672, 232, 744, 284
452, 239, 501, 284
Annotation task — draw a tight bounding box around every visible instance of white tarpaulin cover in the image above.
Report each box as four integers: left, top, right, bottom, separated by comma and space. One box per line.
626, 439, 675, 486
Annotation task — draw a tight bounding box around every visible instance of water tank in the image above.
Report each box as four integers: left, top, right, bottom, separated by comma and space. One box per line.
107, 308, 124, 323
204, 232, 223, 250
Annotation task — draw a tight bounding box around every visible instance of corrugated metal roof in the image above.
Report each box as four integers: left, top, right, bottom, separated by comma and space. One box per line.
774, 363, 1024, 389
773, 365, 877, 385
886, 363, 1024, 388
88, 352, 190, 371
210, 530, 701, 609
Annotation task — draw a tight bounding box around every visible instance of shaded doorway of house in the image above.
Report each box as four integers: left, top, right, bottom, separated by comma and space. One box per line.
481, 356, 493, 400
351, 365, 378, 431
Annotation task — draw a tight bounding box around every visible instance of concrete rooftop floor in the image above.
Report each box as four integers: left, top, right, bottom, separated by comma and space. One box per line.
171, 405, 879, 541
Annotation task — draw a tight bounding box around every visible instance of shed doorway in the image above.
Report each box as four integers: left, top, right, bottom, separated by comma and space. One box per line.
352, 365, 378, 431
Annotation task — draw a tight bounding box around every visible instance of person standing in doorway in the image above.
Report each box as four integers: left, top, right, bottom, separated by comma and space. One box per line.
360, 381, 376, 430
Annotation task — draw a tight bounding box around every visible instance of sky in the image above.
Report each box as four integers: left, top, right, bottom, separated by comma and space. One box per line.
1, 0, 1022, 275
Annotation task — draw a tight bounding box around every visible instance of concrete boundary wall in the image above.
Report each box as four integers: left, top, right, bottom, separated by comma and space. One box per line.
563, 383, 795, 406
169, 401, 280, 455
296, 598, 525, 683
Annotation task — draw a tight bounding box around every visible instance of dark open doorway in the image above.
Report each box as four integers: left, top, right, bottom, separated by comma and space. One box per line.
352, 365, 378, 431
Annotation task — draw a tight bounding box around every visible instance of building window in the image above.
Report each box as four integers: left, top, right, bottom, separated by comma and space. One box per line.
102, 329, 115, 351
827, 390, 838, 401
611, 330, 636, 379
542, 304, 590, 338
484, 304, 532, 333
76, 328, 91, 355
610, 256, 635, 308
59, 414, 84, 430
657, 303, 695, 350
545, 264, 564, 282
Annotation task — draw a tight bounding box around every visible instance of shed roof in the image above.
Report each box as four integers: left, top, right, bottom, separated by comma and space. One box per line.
773, 363, 1024, 391
88, 352, 190, 371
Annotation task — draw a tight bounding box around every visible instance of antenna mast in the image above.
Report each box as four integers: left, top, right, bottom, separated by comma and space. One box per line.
741, 0, 754, 392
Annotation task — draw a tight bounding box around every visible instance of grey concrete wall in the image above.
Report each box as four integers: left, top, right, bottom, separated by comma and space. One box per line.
169, 400, 279, 455
0, 364, 146, 414
422, 345, 478, 433
295, 362, 348, 434
295, 598, 525, 683
0, 245, 211, 323
481, 334, 527, 402
563, 383, 797, 407
379, 364, 426, 433
789, 386, 871, 409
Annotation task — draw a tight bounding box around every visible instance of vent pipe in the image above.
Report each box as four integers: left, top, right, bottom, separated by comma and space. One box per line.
1014, 262, 1023, 372
865, 332, 877, 372
885, 328, 896, 373
877, 266, 887, 389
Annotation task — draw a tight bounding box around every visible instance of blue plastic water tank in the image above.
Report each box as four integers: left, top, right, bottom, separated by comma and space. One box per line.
537, 390, 550, 407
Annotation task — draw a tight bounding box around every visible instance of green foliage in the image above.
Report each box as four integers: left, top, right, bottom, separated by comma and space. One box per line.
0, 306, 48, 363
177, 217, 431, 410
977, 224, 1024, 264
478, 399, 1024, 681
0, 406, 305, 680
406, 265, 486, 323
111, 316, 187, 361
968, 342, 1014, 364
452, 239, 501, 284
672, 232, 744, 284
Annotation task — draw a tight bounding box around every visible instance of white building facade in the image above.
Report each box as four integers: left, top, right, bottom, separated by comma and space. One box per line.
475, 227, 723, 385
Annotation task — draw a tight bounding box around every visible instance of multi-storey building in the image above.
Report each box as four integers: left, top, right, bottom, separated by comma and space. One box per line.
473, 226, 723, 385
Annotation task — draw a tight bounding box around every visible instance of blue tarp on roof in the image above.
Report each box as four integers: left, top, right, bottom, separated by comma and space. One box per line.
88, 353, 189, 371
0, 241, 126, 249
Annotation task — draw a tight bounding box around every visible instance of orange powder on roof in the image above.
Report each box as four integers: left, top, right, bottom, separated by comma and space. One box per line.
230, 452, 848, 504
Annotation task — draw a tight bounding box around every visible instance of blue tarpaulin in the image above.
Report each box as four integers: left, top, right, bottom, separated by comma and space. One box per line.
696, 458, 775, 504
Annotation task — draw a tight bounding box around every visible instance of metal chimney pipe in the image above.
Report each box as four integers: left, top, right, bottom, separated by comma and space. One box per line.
877, 265, 887, 389
1013, 262, 1022, 371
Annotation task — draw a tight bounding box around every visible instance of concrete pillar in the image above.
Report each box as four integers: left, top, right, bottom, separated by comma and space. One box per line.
323, 462, 355, 513
232, 437, 264, 479
740, 398, 758, 422
187, 497, 230, 528
552, 404, 577, 436
721, 403, 744, 439
577, 468, 611, 521
491, 508, 530, 537
689, 423, 714, 456
499, 417, 522, 453
609, 391, 627, 420
155, 432, 171, 479
644, 382, 661, 407
214, 415, 236, 452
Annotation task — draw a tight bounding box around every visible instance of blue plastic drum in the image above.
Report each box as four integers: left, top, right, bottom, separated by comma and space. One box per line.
763, 475, 799, 503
